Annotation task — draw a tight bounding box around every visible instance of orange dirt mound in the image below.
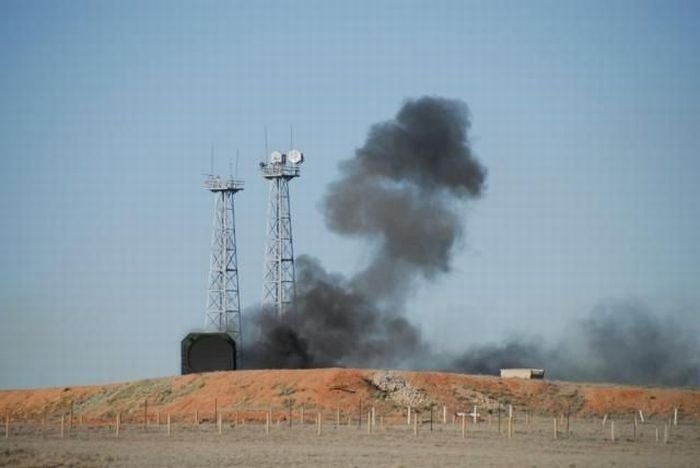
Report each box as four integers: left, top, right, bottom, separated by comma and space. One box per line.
1, 369, 698, 423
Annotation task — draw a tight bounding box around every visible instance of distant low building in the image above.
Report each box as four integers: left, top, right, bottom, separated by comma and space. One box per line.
500, 368, 545, 379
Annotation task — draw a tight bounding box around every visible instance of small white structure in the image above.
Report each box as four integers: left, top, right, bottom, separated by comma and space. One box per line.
500, 368, 545, 379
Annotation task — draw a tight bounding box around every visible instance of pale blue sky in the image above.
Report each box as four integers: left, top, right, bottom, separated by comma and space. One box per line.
1, 0, 699, 388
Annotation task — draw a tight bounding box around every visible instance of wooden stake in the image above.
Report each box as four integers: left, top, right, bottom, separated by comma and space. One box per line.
115, 414, 120, 438
371, 407, 376, 429
68, 403, 73, 434
673, 407, 678, 425
461, 413, 466, 439
663, 423, 669, 443
317, 412, 321, 436
144, 399, 148, 431
407, 406, 411, 425
358, 401, 362, 429
430, 405, 434, 433
610, 420, 615, 442
602, 413, 608, 426
4, 415, 8, 439
497, 406, 501, 433
638, 409, 645, 423
214, 399, 218, 422
195, 409, 199, 426
508, 414, 513, 439
552, 417, 557, 440
217, 412, 222, 435
301, 405, 304, 426
655, 426, 659, 443
60, 415, 65, 438
336, 408, 340, 428
443, 405, 447, 425
167, 413, 171, 436
367, 411, 371, 434
265, 412, 270, 434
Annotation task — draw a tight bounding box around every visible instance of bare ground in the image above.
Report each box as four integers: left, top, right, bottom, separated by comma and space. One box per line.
1, 415, 699, 467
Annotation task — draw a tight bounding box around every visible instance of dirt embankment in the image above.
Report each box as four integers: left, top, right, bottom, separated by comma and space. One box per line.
1, 369, 698, 422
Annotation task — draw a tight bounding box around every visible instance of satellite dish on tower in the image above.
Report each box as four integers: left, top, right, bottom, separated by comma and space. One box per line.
269, 151, 283, 164
288, 149, 304, 165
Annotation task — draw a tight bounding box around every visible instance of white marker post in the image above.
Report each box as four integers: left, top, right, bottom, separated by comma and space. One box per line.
470, 406, 479, 424
610, 420, 615, 442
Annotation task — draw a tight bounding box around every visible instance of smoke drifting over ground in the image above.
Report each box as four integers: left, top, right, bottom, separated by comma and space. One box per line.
242, 96, 699, 387
450, 301, 700, 387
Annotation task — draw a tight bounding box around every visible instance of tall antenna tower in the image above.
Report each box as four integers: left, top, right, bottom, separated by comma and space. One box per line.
204, 173, 244, 343
260, 149, 304, 317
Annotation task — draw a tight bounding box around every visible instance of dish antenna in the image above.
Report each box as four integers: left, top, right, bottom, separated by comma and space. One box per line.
288, 149, 304, 165
269, 151, 283, 164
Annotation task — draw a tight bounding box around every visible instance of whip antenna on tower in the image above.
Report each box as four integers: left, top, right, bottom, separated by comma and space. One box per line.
260, 147, 304, 317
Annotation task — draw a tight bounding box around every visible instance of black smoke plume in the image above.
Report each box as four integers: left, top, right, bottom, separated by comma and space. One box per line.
324, 96, 485, 302
242, 96, 486, 369
241, 96, 699, 387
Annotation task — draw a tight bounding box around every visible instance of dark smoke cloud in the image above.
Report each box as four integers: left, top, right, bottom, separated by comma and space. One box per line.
324, 97, 486, 301
241, 96, 699, 388
575, 301, 699, 385
450, 301, 700, 387
242, 96, 485, 369
243, 255, 427, 369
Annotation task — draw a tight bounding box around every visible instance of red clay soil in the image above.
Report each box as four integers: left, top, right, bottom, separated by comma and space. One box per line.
1, 369, 698, 423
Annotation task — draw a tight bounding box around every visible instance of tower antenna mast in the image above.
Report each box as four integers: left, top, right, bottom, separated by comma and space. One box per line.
260, 147, 304, 317
204, 166, 244, 350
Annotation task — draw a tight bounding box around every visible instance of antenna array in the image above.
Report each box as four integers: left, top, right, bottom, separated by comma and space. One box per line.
260, 149, 304, 317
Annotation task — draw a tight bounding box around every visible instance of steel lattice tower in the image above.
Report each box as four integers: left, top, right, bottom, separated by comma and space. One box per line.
261, 149, 304, 317
205, 175, 244, 341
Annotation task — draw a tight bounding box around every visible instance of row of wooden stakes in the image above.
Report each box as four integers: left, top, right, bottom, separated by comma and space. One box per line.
2, 403, 682, 441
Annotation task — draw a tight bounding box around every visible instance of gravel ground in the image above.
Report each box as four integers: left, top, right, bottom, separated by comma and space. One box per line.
1, 415, 699, 467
